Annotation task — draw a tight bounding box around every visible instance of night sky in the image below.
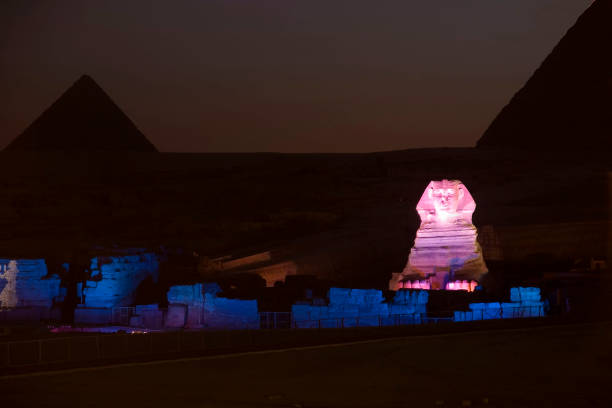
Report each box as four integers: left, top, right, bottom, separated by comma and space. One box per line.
0, 1, 591, 153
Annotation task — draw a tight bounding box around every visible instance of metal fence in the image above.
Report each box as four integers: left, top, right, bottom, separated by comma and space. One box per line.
1, 306, 547, 370
0, 315, 425, 370
112, 307, 136, 326
291, 313, 424, 329
454, 305, 545, 322
260, 312, 291, 329
0, 330, 251, 369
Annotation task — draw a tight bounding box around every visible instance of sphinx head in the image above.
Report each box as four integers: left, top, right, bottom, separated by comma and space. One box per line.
417, 179, 474, 226
428, 180, 464, 217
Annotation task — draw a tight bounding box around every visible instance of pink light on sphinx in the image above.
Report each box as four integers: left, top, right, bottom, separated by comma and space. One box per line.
399, 280, 431, 290
389, 179, 488, 291
445, 280, 478, 292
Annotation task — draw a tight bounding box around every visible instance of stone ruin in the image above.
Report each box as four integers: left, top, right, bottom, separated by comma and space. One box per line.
165, 282, 259, 329
454, 287, 545, 321
0, 250, 162, 324
390, 179, 488, 291
291, 287, 429, 328
74, 252, 160, 324
0, 259, 63, 320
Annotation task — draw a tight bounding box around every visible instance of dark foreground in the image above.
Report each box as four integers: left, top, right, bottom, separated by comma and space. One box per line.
1, 322, 611, 408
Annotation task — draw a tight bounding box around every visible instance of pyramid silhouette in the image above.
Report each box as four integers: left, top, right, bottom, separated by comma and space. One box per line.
477, 0, 612, 150
5, 75, 157, 152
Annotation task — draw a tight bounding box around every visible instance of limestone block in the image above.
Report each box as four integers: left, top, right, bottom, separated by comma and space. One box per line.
328, 304, 359, 318
306, 305, 327, 320
74, 307, 112, 325
341, 317, 359, 328
0, 259, 61, 309
320, 319, 341, 328
165, 304, 186, 328
356, 316, 380, 327
392, 290, 412, 304
468, 302, 501, 320
167, 283, 204, 305
138, 306, 164, 329
468, 303, 485, 320
291, 304, 313, 321
389, 304, 416, 315
510, 287, 520, 302
294, 320, 318, 329
129, 315, 143, 327
469, 303, 486, 310
135, 304, 159, 312
202, 293, 259, 330
414, 304, 427, 314
521, 299, 544, 306
55, 286, 67, 303
392, 290, 429, 305
379, 316, 398, 326
466, 310, 480, 321
510, 287, 541, 303
82, 252, 159, 308
416, 291, 429, 305
358, 303, 388, 316
327, 288, 351, 304
519, 303, 544, 317
186, 305, 203, 328
318, 306, 331, 319
483, 303, 501, 320
348, 289, 384, 305
203, 282, 222, 295
501, 303, 520, 318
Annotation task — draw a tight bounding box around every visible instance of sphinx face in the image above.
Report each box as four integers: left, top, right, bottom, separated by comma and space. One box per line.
428, 180, 464, 222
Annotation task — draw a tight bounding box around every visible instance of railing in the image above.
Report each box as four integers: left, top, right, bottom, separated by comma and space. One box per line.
291, 313, 424, 329
1, 306, 548, 371
454, 305, 545, 322
112, 307, 137, 326
0, 331, 247, 370
0, 314, 435, 370
260, 312, 291, 329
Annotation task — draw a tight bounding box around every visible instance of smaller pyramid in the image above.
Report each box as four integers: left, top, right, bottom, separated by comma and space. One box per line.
5, 75, 157, 152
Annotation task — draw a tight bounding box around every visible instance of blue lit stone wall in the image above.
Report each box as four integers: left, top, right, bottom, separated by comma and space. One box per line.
292, 288, 427, 328
80, 253, 159, 308
0, 259, 61, 309
166, 283, 258, 329
453, 287, 545, 321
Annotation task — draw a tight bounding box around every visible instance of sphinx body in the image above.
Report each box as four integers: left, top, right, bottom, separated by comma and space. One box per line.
390, 180, 488, 290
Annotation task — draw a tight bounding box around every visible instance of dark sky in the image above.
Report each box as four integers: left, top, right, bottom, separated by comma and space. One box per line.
0, 1, 591, 153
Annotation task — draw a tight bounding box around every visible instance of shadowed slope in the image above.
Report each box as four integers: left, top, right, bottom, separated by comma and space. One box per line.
477, 0, 612, 150
5, 75, 157, 152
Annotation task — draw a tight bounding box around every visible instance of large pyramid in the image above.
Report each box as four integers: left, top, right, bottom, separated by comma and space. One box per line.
5, 75, 157, 152
477, 0, 612, 150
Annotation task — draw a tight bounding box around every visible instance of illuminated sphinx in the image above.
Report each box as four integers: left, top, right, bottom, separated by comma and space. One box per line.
390, 180, 488, 291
